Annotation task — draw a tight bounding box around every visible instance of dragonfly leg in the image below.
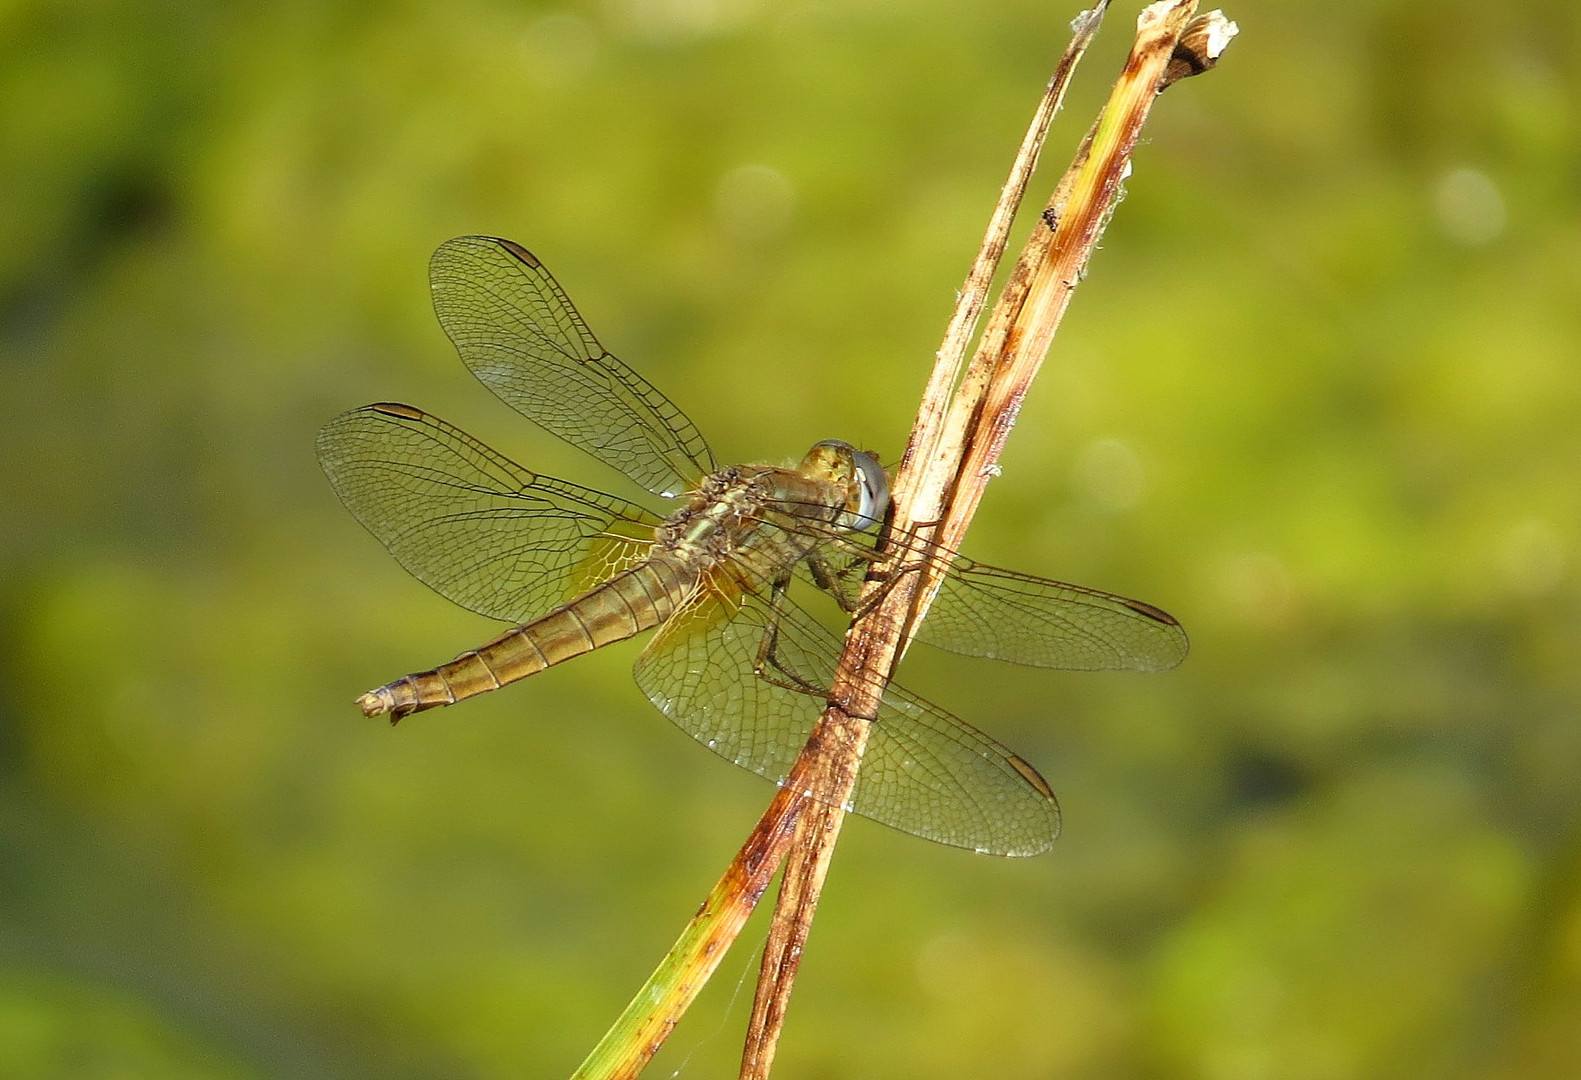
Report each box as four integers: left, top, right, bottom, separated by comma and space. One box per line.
750, 573, 826, 698
806, 546, 930, 624
804, 551, 863, 613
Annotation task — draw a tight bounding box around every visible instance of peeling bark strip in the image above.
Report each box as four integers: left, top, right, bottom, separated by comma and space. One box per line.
1164, 10, 1240, 89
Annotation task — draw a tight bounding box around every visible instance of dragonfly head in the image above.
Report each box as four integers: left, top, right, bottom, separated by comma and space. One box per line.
805, 440, 890, 532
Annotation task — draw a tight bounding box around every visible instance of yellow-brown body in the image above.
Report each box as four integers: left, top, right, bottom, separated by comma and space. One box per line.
357, 446, 875, 721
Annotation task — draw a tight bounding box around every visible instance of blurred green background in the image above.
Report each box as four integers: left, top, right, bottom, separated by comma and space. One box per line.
3, 0, 1578, 1076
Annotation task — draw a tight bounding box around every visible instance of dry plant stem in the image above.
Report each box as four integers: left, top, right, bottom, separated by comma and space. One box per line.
564, 18, 1098, 1070
566, 4, 1232, 1078
919, 0, 1205, 629
738, 3, 1206, 1077
569, 775, 807, 1080
899, 0, 1113, 483
736, 8, 1113, 1077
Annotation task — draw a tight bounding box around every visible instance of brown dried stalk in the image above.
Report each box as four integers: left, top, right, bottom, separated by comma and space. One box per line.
566, 6, 1234, 1077
735, 2, 1111, 1070
737, 4, 1236, 1077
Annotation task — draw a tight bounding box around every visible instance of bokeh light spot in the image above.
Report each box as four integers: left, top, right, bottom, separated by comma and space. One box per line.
520, 15, 599, 88
1432, 168, 1506, 247
1072, 436, 1144, 511
1214, 551, 1298, 629
1494, 517, 1565, 597
604, 0, 759, 42
714, 164, 795, 242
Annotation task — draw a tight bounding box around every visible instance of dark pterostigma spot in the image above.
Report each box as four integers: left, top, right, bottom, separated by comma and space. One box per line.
1121, 597, 1180, 626
493, 237, 542, 268
370, 402, 425, 420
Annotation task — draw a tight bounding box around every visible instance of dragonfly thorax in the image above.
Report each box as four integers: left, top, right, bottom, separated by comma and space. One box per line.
656, 466, 775, 562
651, 451, 880, 582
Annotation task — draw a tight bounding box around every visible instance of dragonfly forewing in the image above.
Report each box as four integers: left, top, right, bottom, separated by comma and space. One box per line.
792, 529, 1188, 673
430, 236, 716, 499
920, 558, 1188, 671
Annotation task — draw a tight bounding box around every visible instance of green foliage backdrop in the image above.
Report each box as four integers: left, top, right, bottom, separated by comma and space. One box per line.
2, 1, 1578, 1077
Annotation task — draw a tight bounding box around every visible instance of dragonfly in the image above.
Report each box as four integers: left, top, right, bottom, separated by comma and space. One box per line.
317, 236, 1187, 857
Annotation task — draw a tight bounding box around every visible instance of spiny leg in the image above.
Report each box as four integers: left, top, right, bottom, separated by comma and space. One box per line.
805, 544, 922, 623
750, 571, 826, 698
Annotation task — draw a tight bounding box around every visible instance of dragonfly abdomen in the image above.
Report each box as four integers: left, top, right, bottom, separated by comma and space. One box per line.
357, 559, 696, 722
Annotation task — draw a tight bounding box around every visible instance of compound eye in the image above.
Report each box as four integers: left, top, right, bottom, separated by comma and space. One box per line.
848, 448, 890, 531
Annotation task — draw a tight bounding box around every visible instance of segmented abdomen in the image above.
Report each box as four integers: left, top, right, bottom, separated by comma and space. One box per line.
357, 558, 696, 721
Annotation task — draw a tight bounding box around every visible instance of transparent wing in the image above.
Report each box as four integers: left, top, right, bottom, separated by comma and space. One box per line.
430, 235, 716, 498
633, 574, 1061, 857
920, 557, 1188, 671
316, 403, 661, 624
797, 531, 1188, 672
